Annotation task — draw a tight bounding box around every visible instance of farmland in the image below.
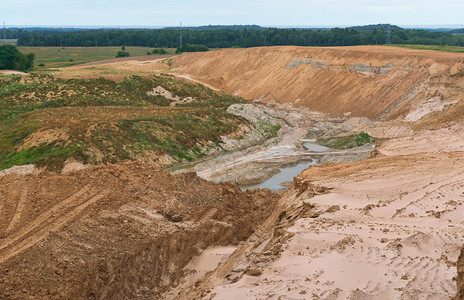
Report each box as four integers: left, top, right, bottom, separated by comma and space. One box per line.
392, 44, 464, 53
18, 46, 176, 69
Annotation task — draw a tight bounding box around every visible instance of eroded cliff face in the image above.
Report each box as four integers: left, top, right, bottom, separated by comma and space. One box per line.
456, 248, 464, 299
0, 162, 278, 299
173, 45, 464, 119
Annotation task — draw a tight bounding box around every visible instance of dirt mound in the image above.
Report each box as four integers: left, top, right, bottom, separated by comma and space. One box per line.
173, 46, 464, 119
0, 162, 278, 299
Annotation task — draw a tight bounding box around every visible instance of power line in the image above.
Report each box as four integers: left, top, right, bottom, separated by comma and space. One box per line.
386, 24, 391, 45
3, 21, 6, 44
179, 22, 183, 47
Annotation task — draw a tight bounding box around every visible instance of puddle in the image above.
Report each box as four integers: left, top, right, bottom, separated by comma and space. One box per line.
242, 160, 316, 190
303, 142, 329, 152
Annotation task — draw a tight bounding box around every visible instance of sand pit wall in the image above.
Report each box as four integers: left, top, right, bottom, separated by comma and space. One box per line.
173, 46, 464, 120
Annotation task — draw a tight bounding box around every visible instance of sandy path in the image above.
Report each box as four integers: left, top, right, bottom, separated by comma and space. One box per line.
77, 54, 175, 67
205, 152, 464, 299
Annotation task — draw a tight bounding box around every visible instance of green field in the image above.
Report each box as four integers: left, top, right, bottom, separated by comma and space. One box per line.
392, 44, 464, 53
1, 39, 18, 45
18, 46, 176, 69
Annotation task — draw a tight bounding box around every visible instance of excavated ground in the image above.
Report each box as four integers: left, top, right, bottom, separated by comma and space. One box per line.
192, 152, 464, 299
2, 45, 464, 299
173, 46, 464, 119
0, 162, 278, 299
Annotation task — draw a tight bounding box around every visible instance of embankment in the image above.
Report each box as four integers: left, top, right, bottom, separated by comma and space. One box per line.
173, 46, 464, 119
0, 162, 278, 299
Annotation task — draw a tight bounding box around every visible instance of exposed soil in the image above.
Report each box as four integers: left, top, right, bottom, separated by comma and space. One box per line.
185, 151, 464, 299
0, 162, 278, 299
2, 45, 464, 299
172, 46, 464, 119
0, 70, 28, 75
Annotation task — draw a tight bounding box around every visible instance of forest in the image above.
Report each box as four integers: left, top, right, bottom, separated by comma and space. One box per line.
6, 24, 464, 48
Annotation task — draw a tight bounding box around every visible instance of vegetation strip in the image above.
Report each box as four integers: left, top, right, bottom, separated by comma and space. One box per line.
0, 74, 248, 171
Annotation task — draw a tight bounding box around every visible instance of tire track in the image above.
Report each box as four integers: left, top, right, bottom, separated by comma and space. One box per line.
0, 187, 109, 264
0, 184, 102, 263
5, 187, 29, 233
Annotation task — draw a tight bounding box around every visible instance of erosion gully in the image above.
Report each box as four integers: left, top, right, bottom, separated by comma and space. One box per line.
174, 103, 375, 193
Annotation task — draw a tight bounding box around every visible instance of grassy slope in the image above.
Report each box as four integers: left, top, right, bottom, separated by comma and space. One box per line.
18, 46, 176, 69
392, 44, 464, 53
0, 74, 248, 171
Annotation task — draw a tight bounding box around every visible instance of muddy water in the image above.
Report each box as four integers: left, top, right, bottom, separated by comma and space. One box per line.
241, 143, 326, 190
242, 160, 316, 190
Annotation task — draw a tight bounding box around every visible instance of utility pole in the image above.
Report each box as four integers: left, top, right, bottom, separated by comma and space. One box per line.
386, 24, 391, 45
3, 21, 6, 44
179, 22, 183, 47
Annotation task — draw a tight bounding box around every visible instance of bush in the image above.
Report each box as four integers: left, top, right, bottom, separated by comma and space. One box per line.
176, 44, 209, 54
38, 63, 45, 67
116, 51, 130, 58
318, 132, 374, 149
121, 45, 126, 50
152, 48, 168, 55
0, 45, 35, 71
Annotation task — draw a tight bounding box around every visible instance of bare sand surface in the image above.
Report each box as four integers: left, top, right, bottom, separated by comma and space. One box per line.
203, 151, 464, 299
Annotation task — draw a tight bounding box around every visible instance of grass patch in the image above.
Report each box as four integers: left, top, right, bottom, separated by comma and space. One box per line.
391, 44, 464, 53
1, 143, 83, 172
318, 132, 374, 149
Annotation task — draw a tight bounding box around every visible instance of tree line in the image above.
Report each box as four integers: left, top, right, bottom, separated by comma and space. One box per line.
12, 25, 464, 48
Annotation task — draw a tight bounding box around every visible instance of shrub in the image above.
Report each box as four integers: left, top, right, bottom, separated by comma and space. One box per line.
152, 48, 168, 55
116, 51, 130, 58
318, 132, 374, 149
176, 44, 209, 54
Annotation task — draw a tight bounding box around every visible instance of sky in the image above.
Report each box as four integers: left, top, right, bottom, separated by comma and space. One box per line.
3, 0, 464, 28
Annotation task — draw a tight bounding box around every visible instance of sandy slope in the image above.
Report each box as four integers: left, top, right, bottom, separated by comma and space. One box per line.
2, 46, 464, 298
196, 152, 464, 299
173, 46, 464, 119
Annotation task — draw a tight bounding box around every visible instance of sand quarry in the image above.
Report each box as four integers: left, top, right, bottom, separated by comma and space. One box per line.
2, 45, 464, 299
